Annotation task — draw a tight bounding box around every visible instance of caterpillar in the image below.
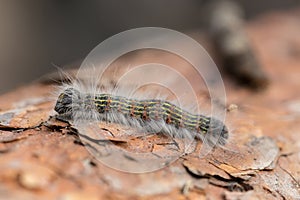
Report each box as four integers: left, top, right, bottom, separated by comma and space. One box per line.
54, 87, 229, 147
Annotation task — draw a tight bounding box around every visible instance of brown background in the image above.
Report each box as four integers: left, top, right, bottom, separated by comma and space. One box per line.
0, 0, 299, 94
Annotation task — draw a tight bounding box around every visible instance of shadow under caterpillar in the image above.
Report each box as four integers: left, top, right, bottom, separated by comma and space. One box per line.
54, 88, 229, 147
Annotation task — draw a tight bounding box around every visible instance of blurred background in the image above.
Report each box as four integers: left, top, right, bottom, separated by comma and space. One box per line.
0, 0, 299, 94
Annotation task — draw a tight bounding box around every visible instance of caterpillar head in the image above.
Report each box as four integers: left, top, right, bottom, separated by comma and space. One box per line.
54, 88, 81, 117
55, 87, 99, 121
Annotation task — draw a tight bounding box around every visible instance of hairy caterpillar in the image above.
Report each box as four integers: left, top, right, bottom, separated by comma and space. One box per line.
54, 87, 229, 146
